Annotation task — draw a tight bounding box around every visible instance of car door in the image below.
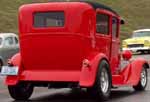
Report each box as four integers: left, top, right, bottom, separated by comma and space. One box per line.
95, 11, 111, 60
110, 17, 120, 74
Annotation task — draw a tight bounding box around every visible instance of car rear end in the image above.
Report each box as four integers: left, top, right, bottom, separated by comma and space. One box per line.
12, 2, 93, 86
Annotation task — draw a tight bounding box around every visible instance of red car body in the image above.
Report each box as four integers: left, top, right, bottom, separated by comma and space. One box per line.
4, 1, 149, 100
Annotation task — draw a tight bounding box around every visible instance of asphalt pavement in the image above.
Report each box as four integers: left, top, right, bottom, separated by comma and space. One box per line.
0, 54, 149, 102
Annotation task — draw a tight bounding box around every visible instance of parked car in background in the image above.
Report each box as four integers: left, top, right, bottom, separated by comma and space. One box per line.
0, 33, 19, 69
122, 29, 150, 53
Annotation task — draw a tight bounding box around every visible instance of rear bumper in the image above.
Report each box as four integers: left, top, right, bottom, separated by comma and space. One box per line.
5, 53, 101, 88
20, 70, 81, 82
123, 47, 150, 52
5, 70, 81, 86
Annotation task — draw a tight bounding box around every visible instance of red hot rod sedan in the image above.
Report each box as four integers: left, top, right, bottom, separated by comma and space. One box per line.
1, 1, 149, 101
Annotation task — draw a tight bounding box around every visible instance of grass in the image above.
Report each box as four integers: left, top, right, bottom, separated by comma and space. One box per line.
0, 0, 31, 34
0, 0, 150, 40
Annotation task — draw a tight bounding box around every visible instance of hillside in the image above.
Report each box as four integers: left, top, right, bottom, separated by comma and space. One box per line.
0, 0, 31, 34
0, 0, 150, 40
93, 0, 150, 40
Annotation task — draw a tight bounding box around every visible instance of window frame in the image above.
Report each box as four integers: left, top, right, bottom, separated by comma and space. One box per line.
112, 17, 119, 38
14, 36, 19, 45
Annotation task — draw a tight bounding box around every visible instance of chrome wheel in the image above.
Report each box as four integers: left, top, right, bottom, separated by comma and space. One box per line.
141, 68, 147, 87
100, 67, 109, 93
133, 65, 148, 91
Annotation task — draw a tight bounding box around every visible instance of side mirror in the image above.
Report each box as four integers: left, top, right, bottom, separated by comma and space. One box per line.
121, 19, 125, 25
122, 50, 132, 60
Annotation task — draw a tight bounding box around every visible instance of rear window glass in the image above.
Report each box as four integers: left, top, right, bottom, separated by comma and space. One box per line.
34, 12, 65, 27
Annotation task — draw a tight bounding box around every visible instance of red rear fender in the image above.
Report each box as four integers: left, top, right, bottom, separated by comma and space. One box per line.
8, 53, 21, 66
79, 53, 109, 87
5, 53, 21, 86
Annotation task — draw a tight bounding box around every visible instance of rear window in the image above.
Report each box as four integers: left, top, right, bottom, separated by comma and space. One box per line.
34, 12, 65, 27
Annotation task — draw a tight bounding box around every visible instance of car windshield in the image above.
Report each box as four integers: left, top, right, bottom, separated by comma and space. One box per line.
132, 31, 150, 38
0, 38, 2, 45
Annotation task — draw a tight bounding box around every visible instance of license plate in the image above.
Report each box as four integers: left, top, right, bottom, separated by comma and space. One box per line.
1, 66, 19, 76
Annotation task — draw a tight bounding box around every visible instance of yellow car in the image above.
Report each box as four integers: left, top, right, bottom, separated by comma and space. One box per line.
122, 29, 150, 53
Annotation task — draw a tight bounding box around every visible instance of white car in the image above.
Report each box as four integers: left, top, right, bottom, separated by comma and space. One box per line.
0, 33, 19, 69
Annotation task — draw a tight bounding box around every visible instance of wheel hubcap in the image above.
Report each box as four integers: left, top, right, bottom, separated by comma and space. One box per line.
100, 68, 109, 93
141, 68, 147, 87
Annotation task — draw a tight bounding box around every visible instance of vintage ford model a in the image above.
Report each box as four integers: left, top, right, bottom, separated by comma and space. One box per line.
1, 1, 149, 101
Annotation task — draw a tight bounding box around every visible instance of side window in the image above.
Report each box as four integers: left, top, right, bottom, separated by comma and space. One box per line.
14, 37, 18, 44
4, 37, 14, 46
112, 17, 118, 38
96, 13, 109, 35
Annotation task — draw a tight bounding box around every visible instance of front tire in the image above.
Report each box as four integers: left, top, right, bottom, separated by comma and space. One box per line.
87, 60, 111, 101
8, 82, 34, 100
133, 65, 148, 91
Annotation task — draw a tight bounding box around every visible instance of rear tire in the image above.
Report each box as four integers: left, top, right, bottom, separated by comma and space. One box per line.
87, 60, 111, 101
8, 82, 33, 100
133, 65, 148, 91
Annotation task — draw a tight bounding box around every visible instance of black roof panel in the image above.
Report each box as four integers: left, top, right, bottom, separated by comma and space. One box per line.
48, 0, 118, 15
82, 1, 118, 15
